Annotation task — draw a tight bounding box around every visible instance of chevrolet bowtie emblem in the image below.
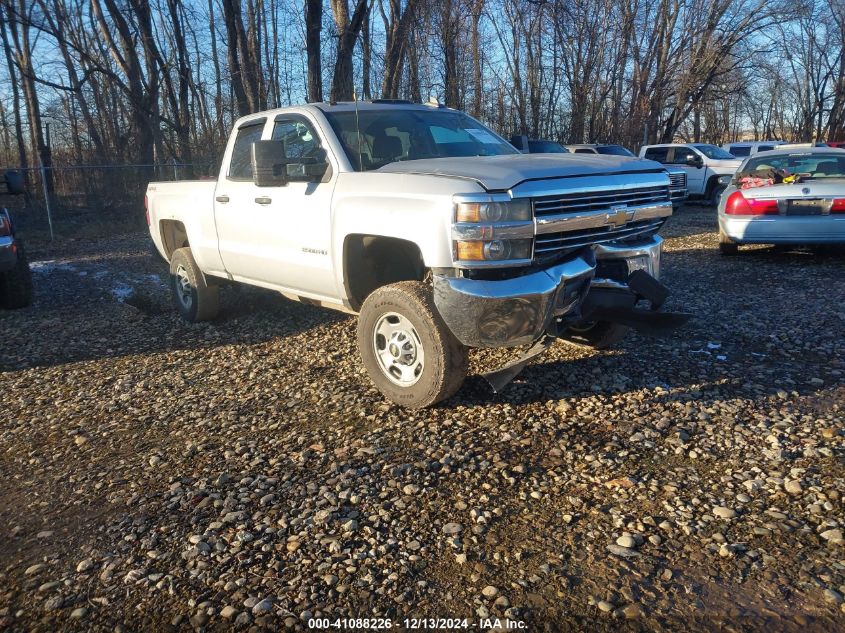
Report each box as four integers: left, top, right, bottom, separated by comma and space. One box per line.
606, 205, 631, 227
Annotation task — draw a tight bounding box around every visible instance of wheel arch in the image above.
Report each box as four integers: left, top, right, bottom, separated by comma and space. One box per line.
343, 234, 426, 311
158, 219, 189, 260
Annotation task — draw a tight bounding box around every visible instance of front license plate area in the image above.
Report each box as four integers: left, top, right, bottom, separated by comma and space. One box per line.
787, 199, 825, 215
626, 255, 651, 276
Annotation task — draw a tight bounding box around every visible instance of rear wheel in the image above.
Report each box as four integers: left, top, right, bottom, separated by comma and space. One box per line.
709, 181, 726, 207
169, 247, 219, 322
357, 281, 468, 408
560, 321, 629, 349
0, 244, 33, 309
718, 230, 739, 256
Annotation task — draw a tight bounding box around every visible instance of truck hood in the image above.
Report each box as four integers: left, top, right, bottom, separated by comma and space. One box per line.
377, 154, 664, 191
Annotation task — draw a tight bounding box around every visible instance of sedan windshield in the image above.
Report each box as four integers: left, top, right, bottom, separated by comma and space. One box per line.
597, 145, 635, 157
743, 152, 845, 179
692, 144, 737, 160
323, 108, 518, 171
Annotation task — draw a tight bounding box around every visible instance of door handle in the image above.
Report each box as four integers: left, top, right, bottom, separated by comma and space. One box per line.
254, 196, 272, 205
215, 195, 229, 203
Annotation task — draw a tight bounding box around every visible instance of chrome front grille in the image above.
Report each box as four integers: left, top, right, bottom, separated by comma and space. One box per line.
530, 183, 672, 261
534, 218, 666, 256
669, 172, 686, 189
533, 185, 670, 217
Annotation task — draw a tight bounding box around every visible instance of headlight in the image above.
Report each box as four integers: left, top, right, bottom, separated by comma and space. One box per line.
455, 198, 531, 223
455, 239, 533, 262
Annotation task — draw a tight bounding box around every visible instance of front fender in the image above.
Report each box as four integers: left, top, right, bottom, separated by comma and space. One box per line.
331, 172, 482, 294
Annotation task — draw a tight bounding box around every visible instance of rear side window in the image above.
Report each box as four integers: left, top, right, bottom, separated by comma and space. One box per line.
730, 145, 751, 157
758, 145, 774, 152
644, 147, 669, 163
574, 148, 594, 153
228, 120, 266, 180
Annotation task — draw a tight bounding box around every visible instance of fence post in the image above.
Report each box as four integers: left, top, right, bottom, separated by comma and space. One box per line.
40, 162, 55, 241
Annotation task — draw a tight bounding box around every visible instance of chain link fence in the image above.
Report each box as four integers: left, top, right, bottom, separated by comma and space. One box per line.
1, 161, 214, 240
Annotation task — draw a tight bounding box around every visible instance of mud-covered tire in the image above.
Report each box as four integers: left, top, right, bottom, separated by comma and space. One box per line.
0, 244, 33, 309
718, 230, 739, 256
358, 281, 468, 408
561, 321, 629, 350
169, 247, 219, 322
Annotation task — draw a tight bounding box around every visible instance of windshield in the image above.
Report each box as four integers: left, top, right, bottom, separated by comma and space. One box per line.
743, 152, 845, 179
597, 145, 635, 157
692, 144, 736, 160
528, 140, 568, 153
323, 108, 518, 170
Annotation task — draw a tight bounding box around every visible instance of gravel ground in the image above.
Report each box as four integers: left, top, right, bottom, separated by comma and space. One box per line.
1, 205, 843, 632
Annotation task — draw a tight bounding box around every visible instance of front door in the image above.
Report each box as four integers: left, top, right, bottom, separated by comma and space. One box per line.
670, 147, 706, 195
214, 114, 338, 299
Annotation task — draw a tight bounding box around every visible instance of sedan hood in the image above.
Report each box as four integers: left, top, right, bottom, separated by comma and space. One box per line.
377, 154, 664, 191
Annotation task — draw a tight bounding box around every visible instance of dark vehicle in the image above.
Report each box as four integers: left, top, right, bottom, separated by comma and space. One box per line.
0, 171, 33, 309
509, 135, 568, 154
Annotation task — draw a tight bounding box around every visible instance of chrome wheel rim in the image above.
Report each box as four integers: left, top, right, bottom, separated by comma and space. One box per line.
373, 312, 425, 386
174, 264, 193, 310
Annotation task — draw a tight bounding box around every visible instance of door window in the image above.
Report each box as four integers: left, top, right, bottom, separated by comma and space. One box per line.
670, 147, 698, 164
644, 147, 669, 163
272, 118, 324, 160
228, 120, 266, 180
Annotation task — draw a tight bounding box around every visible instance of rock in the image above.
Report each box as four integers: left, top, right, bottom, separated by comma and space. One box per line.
76, 558, 94, 573
712, 506, 737, 519
251, 599, 273, 614
623, 604, 644, 619
220, 606, 238, 619
824, 589, 843, 605
616, 535, 637, 549
70, 607, 87, 619
482, 586, 499, 598
784, 480, 803, 495
442, 522, 462, 535
24, 564, 46, 576
820, 529, 843, 543
402, 484, 420, 495
607, 544, 640, 558
43, 595, 63, 612
597, 600, 615, 612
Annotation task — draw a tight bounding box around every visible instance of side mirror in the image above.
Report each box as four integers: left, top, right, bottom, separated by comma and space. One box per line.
287, 148, 330, 182
685, 155, 703, 168
252, 140, 288, 187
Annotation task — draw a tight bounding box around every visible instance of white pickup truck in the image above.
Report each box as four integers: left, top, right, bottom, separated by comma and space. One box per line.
146, 101, 688, 407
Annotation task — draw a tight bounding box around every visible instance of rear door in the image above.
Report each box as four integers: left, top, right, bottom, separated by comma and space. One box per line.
213, 117, 268, 278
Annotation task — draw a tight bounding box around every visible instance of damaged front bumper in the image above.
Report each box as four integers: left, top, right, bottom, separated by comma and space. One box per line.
433, 235, 687, 349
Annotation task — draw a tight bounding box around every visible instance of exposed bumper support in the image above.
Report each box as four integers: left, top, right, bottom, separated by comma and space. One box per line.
433, 252, 596, 348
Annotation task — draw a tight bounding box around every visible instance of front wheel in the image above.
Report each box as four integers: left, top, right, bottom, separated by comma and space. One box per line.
169, 247, 219, 322
560, 321, 629, 349
357, 281, 468, 408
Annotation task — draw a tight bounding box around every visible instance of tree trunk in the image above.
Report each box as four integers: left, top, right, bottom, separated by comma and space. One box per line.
329, 0, 369, 102
305, 0, 323, 102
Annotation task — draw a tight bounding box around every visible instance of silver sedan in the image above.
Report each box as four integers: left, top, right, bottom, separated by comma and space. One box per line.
717, 147, 845, 254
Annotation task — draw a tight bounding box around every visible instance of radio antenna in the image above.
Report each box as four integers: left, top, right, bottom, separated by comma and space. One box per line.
353, 90, 364, 171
